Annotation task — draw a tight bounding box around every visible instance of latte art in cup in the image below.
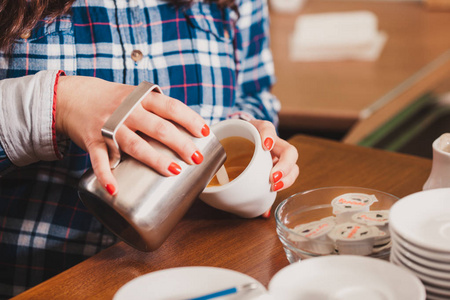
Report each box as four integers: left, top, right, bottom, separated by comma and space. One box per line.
207, 136, 255, 187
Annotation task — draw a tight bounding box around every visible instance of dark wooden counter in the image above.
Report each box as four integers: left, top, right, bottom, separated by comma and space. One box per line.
13, 135, 432, 299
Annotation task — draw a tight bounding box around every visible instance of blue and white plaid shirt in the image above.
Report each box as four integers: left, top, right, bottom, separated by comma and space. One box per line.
0, 0, 279, 297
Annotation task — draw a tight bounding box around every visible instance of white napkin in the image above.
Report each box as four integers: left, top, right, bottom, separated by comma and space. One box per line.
290, 11, 387, 61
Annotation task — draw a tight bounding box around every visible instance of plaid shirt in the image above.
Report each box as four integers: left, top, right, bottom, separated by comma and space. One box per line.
0, 0, 278, 297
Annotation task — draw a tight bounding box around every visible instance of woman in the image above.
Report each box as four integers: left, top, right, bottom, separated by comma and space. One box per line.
0, 0, 299, 297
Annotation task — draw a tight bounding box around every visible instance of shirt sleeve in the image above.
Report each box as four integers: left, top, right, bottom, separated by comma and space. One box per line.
228, 0, 281, 126
0, 70, 64, 173
0, 141, 14, 175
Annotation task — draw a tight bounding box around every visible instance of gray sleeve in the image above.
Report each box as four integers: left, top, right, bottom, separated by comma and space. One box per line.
0, 70, 61, 167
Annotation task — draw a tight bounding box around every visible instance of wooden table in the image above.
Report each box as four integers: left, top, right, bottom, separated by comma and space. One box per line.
271, 1, 450, 135
13, 135, 432, 299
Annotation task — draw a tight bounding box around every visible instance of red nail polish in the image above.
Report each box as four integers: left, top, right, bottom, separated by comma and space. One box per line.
262, 209, 271, 218
168, 162, 182, 175
272, 171, 283, 183
273, 181, 284, 192
264, 137, 274, 150
201, 124, 210, 137
191, 151, 204, 164
105, 183, 116, 196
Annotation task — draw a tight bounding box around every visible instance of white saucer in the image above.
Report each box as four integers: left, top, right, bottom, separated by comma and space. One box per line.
391, 245, 450, 280
390, 254, 450, 298
390, 188, 450, 253
268, 255, 425, 300
390, 251, 450, 290
426, 293, 450, 300
425, 285, 450, 299
113, 267, 267, 300
393, 239, 450, 272
390, 229, 450, 263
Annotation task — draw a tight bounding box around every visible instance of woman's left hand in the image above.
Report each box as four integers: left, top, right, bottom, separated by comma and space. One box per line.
249, 120, 299, 193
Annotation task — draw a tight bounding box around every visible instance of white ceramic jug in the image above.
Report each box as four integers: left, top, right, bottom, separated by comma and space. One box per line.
423, 133, 450, 190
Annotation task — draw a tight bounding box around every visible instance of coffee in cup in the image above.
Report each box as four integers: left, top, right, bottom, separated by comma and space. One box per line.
207, 136, 255, 187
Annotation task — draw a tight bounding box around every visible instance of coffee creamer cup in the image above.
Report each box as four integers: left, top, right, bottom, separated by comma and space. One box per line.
331, 193, 378, 223
327, 222, 385, 255
352, 210, 390, 245
289, 217, 336, 254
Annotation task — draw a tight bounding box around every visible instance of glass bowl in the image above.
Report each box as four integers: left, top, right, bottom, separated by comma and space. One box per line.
275, 186, 399, 263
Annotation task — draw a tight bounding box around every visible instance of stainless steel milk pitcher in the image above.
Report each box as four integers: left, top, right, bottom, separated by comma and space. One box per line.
78, 82, 226, 251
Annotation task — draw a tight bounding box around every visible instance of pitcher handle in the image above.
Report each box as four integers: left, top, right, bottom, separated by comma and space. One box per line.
102, 81, 162, 169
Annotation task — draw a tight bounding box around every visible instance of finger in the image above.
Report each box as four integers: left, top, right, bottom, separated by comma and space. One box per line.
141, 92, 210, 138
273, 164, 299, 192
270, 139, 299, 190
270, 138, 299, 178
262, 161, 299, 217
126, 108, 204, 165
249, 120, 277, 151
87, 141, 118, 196
261, 209, 271, 219
115, 126, 184, 176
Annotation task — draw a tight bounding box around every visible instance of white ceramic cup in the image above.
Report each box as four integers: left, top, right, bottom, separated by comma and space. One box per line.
199, 119, 276, 218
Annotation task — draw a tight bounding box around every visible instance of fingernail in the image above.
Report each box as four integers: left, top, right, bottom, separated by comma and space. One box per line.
105, 183, 116, 196
262, 209, 271, 218
191, 151, 204, 164
273, 181, 284, 192
264, 137, 274, 151
168, 162, 182, 175
272, 171, 283, 183
201, 124, 210, 137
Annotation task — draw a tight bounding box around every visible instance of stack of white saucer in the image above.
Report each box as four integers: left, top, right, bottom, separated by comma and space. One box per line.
389, 188, 450, 300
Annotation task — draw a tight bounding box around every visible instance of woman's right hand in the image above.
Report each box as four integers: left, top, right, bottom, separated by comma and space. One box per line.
55, 75, 210, 195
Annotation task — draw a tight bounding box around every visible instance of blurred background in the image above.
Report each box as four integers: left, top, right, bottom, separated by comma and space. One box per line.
269, 0, 450, 158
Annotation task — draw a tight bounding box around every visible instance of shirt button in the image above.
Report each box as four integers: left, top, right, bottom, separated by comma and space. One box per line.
20, 31, 31, 39
131, 50, 144, 62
